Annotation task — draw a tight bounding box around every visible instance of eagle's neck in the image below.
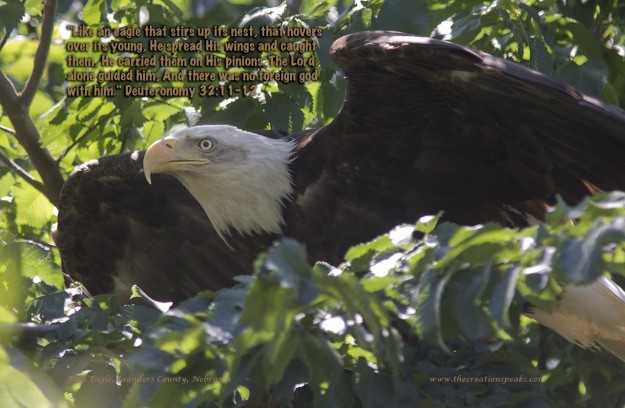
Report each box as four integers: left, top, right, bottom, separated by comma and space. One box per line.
175, 137, 294, 241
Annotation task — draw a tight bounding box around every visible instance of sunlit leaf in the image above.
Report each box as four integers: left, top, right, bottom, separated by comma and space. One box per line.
12, 184, 55, 228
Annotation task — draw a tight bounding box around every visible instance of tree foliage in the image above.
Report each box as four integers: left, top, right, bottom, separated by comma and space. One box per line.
1, 0, 625, 407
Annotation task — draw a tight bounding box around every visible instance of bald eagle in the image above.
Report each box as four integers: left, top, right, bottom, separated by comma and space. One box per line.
54, 32, 625, 361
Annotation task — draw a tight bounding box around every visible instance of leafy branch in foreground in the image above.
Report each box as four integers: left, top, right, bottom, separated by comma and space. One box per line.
4, 192, 625, 407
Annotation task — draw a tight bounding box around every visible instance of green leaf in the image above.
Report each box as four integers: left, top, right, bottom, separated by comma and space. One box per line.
20, 241, 63, 289
375, 0, 430, 34
126, 348, 176, 372
0, 232, 24, 318
560, 20, 604, 60
450, 10, 482, 39
488, 264, 521, 328
299, 331, 343, 386
451, 261, 493, 340
82, 0, 106, 26
0, 2, 25, 32
319, 273, 389, 341
528, 35, 553, 75
415, 268, 451, 351
345, 234, 394, 272
320, 370, 356, 407
0, 305, 16, 324
24, 0, 43, 16
28, 291, 68, 321
416, 214, 441, 234
557, 60, 608, 97
264, 333, 300, 384
263, 92, 306, 132
0, 346, 65, 408
11, 184, 54, 228
261, 238, 317, 306
352, 358, 395, 408
523, 247, 555, 293
203, 97, 258, 127
238, 284, 292, 338
558, 218, 625, 283
600, 81, 621, 106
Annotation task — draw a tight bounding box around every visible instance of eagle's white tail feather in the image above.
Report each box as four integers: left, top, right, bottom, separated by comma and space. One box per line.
527, 276, 625, 362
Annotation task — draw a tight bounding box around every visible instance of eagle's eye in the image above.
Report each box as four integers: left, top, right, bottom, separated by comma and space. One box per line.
198, 138, 215, 152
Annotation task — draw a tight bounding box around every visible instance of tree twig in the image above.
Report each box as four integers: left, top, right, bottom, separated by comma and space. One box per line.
20, 0, 58, 106
0, 124, 15, 135
0, 30, 10, 55
17, 236, 56, 250
118, 128, 129, 153
0, 149, 46, 193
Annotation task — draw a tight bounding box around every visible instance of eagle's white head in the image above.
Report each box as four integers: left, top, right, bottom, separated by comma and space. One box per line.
143, 125, 294, 241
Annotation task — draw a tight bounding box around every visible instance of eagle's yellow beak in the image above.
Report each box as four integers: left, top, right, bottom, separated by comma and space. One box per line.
143, 139, 176, 185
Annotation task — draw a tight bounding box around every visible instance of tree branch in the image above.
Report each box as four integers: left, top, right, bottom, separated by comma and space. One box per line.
20, 0, 57, 106
0, 71, 64, 205
0, 30, 10, 54
0, 149, 46, 193
0, 0, 64, 206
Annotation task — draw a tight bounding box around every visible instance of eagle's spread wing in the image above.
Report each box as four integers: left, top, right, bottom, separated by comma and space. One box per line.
300, 32, 625, 221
